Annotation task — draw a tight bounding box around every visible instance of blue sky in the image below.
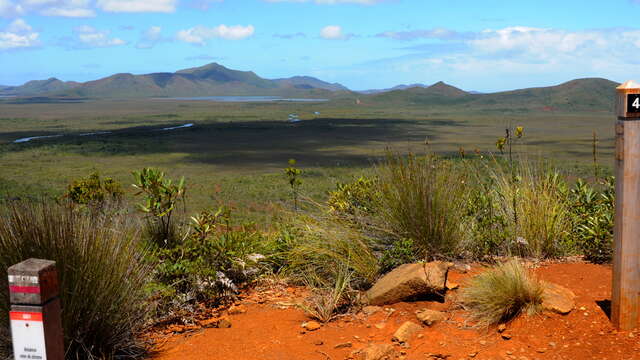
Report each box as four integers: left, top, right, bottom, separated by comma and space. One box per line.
1, 0, 640, 92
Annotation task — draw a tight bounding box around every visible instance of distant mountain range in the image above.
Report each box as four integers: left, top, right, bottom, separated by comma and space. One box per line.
0, 63, 346, 98
0, 62, 619, 112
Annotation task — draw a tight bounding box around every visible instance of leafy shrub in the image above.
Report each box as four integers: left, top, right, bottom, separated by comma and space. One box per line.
375, 153, 469, 259
0, 201, 152, 360
379, 238, 417, 274
151, 208, 268, 317
327, 176, 379, 216
64, 171, 123, 205
459, 259, 544, 326
569, 177, 614, 263
132, 168, 186, 248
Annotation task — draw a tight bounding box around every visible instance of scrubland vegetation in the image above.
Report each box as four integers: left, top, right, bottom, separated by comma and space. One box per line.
0, 146, 616, 359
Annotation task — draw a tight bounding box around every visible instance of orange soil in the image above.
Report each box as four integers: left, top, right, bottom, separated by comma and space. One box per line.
151, 262, 640, 360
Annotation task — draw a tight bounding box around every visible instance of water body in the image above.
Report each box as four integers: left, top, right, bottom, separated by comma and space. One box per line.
13, 123, 194, 143
160, 96, 328, 102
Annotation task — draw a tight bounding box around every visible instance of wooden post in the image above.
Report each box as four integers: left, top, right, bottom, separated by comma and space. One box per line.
7, 258, 64, 360
612, 80, 640, 330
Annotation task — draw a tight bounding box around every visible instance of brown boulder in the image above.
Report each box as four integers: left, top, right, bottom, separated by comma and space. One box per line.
353, 344, 395, 360
415, 309, 446, 326
366, 262, 452, 305
541, 282, 575, 315
392, 321, 422, 343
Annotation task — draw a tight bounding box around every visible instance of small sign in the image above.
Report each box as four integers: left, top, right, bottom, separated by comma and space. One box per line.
10, 311, 47, 360
627, 94, 640, 115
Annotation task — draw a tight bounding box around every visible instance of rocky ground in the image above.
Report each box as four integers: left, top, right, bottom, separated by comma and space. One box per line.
149, 262, 640, 360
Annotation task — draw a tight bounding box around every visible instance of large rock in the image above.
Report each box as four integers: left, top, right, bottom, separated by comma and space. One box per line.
366, 262, 452, 305
353, 344, 395, 360
392, 321, 422, 343
415, 308, 446, 326
541, 282, 575, 314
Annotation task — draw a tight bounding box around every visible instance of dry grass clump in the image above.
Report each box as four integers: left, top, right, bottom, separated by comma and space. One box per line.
299, 269, 354, 323
489, 160, 571, 258
459, 259, 544, 326
375, 152, 469, 259
0, 201, 152, 360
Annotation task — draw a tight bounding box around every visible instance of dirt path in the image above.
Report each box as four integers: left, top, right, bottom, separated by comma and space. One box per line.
151, 263, 640, 360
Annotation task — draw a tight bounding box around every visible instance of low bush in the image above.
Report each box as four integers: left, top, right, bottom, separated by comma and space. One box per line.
459, 259, 544, 326
64, 171, 124, 205
569, 177, 614, 263
0, 201, 152, 360
327, 176, 379, 216
150, 208, 269, 321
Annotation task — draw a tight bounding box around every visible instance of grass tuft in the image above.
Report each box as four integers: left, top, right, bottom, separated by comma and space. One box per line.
0, 201, 152, 360
459, 259, 544, 327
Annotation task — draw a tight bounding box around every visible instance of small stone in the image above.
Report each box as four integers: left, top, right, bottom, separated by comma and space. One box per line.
446, 281, 459, 290
392, 321, 423, 343
479, 340, 487, 346
228, 304, 246, 315
353, 343, 395, 360
579, 306, 586, 311
497, 324, 507, 333
506, 351, 513, 355
502, 333, 512, 340
541, 282, 576, 315
217, 318, 232, 328
416, 309, 447, 326
302, 321, 322, 331
335, 342, 353, 349
417, 334, 424, 339
362, 306, 383, 316
468, 352, 478, 358
548, 342, 556, 347
375, 322, 386, 329
536, 348, 547, 353
629, 333, 636, 338
314, 340, 324, 346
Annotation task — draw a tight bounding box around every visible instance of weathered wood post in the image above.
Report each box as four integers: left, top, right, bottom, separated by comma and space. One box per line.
612, 80, 640, 330
7, 258, 64, 360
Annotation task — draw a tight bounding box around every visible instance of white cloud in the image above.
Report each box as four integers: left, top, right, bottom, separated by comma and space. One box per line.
96, 0, 176, 13
0, 0, 24, 17
136, 25, 166, 49
0, 18, 38, 50
320, 25, 346, 40
177, 24, 254, 45
1, 0, 94, 17
72, 24, 125, 48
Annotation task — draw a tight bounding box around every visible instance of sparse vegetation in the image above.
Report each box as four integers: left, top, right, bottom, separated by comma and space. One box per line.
459, 259, 544, 326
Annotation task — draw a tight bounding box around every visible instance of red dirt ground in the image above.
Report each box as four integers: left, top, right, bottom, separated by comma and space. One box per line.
150, 262, 640, 360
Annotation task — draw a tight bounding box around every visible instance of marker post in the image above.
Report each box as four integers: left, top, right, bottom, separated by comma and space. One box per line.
7, 259, 64, 360
612, 81, 640, 330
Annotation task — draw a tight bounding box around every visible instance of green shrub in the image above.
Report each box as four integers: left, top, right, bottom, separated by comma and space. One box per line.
375, 153, 469, 259
151, 208, 268, 315
459, 259, 544, 326
132, 168, 186, 248
327, 176, 379, 216
379, 238, 417, 273
0, 201, 152, 360
569, 177, 614, 263
64, 171, 123, 205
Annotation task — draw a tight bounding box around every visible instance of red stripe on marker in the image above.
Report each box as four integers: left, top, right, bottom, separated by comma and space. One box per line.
9, 285, 40, 294
10, 311, 43, 322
